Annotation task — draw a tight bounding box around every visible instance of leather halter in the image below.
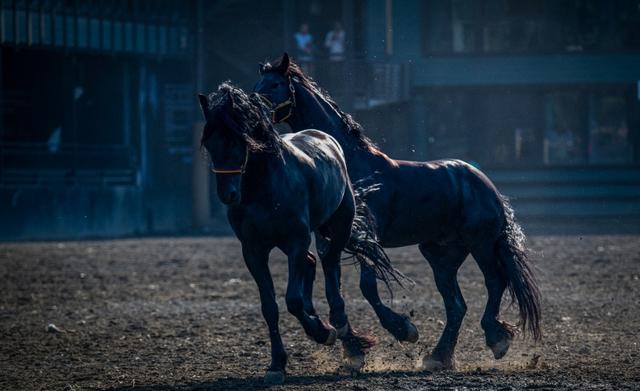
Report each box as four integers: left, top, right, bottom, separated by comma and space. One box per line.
258, 76, 296, 123
210, 144, 249, 175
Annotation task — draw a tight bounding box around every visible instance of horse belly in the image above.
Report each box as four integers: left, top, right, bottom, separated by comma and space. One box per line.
377, 204, 454, 247
366, 166, 462, 248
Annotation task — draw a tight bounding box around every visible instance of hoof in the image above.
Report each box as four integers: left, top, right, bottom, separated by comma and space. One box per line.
308, 320, 337, 345
421, 354, 456, 371
386, 314, 419, 343
487, 321, 515, 360
264, 370, 285, 385
343, 353, 365, 372
323, 325, 337, 346
489, 336, 512, 359
405, 320, 419, 343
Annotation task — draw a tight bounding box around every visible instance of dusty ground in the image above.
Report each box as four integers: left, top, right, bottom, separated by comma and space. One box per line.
0, 235, 639, 390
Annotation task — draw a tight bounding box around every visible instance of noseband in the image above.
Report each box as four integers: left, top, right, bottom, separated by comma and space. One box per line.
211, 112, 249, 175
210, 144, 249, 175
258, 76, 296, 123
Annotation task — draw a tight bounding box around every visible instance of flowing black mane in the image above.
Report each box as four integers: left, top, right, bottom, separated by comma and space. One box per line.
262, 57, 380, 153
201, 82, 281, 153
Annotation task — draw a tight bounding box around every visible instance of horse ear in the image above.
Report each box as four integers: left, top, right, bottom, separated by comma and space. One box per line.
278, 52, 290, 73
197, 94, 209, 118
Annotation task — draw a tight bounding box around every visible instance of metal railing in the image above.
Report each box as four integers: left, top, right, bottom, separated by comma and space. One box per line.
0, 0, 192, 57
0, 142, 138, 186
300, 59, 412, 110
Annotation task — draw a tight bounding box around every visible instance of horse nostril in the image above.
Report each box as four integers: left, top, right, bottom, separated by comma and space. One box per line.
229, 190, 239, 202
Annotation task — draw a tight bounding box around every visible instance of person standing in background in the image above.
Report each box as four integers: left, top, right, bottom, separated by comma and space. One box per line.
324, 21, 345, 61
294, 23, 314, 63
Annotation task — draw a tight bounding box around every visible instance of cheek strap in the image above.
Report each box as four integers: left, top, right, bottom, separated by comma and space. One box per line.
257, 76, 296, 123
272, 99, 294, 123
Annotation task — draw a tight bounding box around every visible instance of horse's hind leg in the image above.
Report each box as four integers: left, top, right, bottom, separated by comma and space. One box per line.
471, 243, 515, 359
419, 243, 468, 371
359, 265, 419, 343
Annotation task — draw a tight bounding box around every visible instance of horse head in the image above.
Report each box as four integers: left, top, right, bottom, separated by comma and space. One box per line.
198, 83, 279, 205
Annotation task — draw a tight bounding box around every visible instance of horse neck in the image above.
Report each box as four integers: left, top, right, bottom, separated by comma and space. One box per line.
288, 85, 354, 148
246, 137, 283, 175
287, 85, 381, 178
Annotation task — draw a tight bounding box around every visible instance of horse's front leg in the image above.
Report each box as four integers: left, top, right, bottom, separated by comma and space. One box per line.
302, 251, 318, 316
241, 243, 287, 385
284, 235, 337, 345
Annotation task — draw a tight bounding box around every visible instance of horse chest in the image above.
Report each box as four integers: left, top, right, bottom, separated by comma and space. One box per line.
228, 203, 309, 243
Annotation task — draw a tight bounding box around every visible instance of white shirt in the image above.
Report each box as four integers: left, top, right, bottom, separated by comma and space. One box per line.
324, 30, 345, 56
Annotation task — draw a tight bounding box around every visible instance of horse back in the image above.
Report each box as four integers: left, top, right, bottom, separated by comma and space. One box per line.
283, 129, 345, 166
367, 158, 505, 247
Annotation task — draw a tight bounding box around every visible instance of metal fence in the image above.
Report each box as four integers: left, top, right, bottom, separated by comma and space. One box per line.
304, 59, 412, 109
0, 0, 192, 56
0, 142, 138, 186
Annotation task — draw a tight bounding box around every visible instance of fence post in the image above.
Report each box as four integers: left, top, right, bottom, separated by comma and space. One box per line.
192, 0, 210, 230
342, 0, 354, 112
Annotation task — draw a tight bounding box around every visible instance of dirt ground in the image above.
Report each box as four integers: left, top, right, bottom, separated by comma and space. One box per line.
1, 235, 639, 390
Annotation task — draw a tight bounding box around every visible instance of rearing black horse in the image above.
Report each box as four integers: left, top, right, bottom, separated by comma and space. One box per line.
254, 53, 542, 370
198, 82, 403, 384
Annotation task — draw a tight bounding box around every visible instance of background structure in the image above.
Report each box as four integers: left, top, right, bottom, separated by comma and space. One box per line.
2, 0, 639, 240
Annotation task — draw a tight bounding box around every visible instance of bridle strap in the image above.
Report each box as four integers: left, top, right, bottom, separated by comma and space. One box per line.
272, 99, 294, 123
258, 76, 297, 123
210, 144, 250, 175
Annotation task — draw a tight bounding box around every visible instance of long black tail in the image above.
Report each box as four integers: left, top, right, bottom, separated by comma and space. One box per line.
496, 196, 542, 340
344, 184, 411, 293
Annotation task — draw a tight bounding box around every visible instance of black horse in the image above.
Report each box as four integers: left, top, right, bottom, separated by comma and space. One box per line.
254, 53, 542, 370
198, 83, 404, 384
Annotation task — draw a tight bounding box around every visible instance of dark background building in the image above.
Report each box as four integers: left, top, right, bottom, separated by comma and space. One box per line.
2, 0, 639, 240
1, 0, 196, 239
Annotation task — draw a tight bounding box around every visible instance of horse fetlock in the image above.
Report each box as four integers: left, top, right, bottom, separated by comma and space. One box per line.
342, 331, 376, 352
324, 325, 338, 345
305, 321, 336, 345
335, 324, 350, 338
341, 335, 369, 372
499, 320, 518, 336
